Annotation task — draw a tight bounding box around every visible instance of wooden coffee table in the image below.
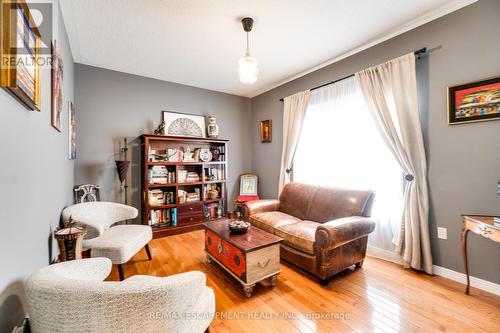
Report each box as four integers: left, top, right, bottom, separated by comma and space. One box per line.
203, 219, 282, 297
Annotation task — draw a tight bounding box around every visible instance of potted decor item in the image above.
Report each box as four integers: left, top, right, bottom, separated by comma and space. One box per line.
207, 115, 219, 138
208, 185, 219, 200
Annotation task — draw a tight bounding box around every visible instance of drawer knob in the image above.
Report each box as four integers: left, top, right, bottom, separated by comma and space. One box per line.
189, 207, 193, 211
217, 240, 223, 254
257, 259, 271, 269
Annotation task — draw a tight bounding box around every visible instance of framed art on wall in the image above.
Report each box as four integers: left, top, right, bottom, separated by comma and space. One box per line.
68, 101, 76, 159
260, 120, 272, 142
448, 76, 500, 124
0, 0, 42, 111
51, 41, 64, 131
162, 111, 206, 137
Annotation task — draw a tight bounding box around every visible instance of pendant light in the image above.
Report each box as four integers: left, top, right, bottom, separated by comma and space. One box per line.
238, 17, 258, 84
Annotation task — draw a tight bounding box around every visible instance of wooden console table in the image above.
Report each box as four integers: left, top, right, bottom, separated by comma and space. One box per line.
461, 215, 500, 294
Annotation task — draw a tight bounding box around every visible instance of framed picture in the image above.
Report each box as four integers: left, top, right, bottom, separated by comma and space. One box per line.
260, 120, 272, 142
68, 101, 76, 160
240, 173, 258, 196
0, 0, 42, 111
51, 41, 64, 131
448, 76, 500, 124
162, 111, 206, 137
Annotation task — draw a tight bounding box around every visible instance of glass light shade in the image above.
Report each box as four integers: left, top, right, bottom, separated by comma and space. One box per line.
238, 53, 258, 84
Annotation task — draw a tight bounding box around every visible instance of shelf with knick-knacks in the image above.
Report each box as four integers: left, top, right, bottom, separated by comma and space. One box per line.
140, 134, 228, 238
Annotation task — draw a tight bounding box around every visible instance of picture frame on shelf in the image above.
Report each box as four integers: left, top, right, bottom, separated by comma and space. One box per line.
0, 0, 42, 111
448, 75, 500, 125
260, 120, 272, 142
51, 40, 64, 131
162, 111, 206, 137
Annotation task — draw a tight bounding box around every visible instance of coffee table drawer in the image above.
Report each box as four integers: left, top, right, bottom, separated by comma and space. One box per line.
205, 230, 246, 280
246, 244, 280, 282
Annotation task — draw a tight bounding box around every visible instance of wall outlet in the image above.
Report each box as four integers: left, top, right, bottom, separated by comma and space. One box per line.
437, 227, 448, 240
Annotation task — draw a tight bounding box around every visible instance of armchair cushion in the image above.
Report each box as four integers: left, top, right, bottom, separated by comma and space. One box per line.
84, 224, 152, 264
249, 211, 300, 234
315, 216, 376, 250
242, 199, 279, 220
275, 221, 321, 255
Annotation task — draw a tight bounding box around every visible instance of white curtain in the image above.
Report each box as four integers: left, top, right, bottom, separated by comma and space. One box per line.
294, 77, 404, 256
356, 53, 432, 274
279, 90, 311, 194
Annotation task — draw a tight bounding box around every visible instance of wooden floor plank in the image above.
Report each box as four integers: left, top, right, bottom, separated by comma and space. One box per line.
108, 230, 500, 333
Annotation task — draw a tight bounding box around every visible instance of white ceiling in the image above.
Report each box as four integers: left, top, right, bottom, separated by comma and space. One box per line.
59, 0, 476, 98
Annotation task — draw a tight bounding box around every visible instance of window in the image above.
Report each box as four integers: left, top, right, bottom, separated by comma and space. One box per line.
294, 77, 403, 251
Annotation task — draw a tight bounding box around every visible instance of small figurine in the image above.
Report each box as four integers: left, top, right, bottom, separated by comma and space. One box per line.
207, 115, 219, 138
182, 146, 195, 162
216, 205, 223, 218
154, 120, 165, 135
208, 185, 219, 200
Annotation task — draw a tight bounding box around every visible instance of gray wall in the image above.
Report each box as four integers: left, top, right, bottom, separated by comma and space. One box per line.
251, 0, 500, 284
74, 64, 252, 215
0, 2, 75, 329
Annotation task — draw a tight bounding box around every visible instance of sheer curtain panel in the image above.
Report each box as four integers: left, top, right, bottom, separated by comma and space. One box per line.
279, 90, 311, 194
355, 53, 432, 274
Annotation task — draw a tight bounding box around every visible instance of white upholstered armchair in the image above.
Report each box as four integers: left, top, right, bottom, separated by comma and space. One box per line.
61, 202, 152, 280
26, 258, 215, 333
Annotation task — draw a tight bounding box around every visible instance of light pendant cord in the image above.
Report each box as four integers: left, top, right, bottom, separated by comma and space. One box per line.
246, 31, 249, 54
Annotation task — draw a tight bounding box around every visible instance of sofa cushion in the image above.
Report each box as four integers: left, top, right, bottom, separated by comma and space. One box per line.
274, 221, 321, 255
84, 224, 152, 264
279, 183, 317, 220
250, 211, 301, 234
305, 186, 375, 223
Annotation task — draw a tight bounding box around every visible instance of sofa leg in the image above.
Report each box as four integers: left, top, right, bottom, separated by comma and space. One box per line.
355, 260, 364, 268
118, 264, 125, 281
319, 278, 330, 286
145, 243, 152, 261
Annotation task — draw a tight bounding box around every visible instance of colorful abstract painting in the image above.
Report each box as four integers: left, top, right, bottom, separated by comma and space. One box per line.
448, 76, 500, 124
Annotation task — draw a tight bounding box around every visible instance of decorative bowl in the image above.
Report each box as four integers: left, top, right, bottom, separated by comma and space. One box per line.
228, 220, 250, 234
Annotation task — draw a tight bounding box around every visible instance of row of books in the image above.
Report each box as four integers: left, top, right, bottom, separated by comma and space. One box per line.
149, 208, 177, 226
148, 189, 175, 206
178, 189, 201, 204
204, 202, 224, 220
149, 148, 184, 162
204, 167, 225, 181
178, 170, 200, 183
494, 217, 500, 228
149, 165, 176, 184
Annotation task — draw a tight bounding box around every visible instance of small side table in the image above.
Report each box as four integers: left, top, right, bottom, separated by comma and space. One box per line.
461, 215, 500, 294
54, 223, 87, 261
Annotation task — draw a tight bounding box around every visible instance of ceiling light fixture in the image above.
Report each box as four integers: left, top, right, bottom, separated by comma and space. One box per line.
238, 17, 258, 85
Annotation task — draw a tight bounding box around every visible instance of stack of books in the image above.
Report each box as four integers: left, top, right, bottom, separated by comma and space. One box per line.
186, 172, 200, 182
494, 216, 500, 228
148, 190, 174, 206
148, 148, 183, 162
186, 192, 200, 202
149, 166, 175, 184
204, 167, 224, 181
149, 208, 177, 226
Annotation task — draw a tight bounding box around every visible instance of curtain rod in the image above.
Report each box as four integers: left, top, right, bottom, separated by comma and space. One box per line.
279, 47, 427, 102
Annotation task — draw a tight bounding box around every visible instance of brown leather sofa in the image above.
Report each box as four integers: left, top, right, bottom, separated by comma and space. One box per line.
243, 182, 375, 285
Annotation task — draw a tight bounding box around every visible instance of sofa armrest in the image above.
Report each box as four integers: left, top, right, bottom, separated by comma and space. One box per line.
242, 199, 280, 221
315, 216, 375, 250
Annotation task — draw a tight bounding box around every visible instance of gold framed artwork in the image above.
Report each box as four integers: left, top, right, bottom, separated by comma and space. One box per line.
68, 101, 76, 160
260, 119, 272, 143
0, 0, 42, 111
448, 75, 500, 125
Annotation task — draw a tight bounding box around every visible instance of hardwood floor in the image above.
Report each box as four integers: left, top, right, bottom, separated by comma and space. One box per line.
108, 230, 500, 333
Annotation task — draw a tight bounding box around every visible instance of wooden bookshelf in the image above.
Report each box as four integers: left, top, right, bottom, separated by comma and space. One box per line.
139, 134, 229, 238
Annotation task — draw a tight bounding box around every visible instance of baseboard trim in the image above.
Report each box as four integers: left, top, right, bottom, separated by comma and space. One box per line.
367, 245, 402, 265
432, 265, 500, 296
